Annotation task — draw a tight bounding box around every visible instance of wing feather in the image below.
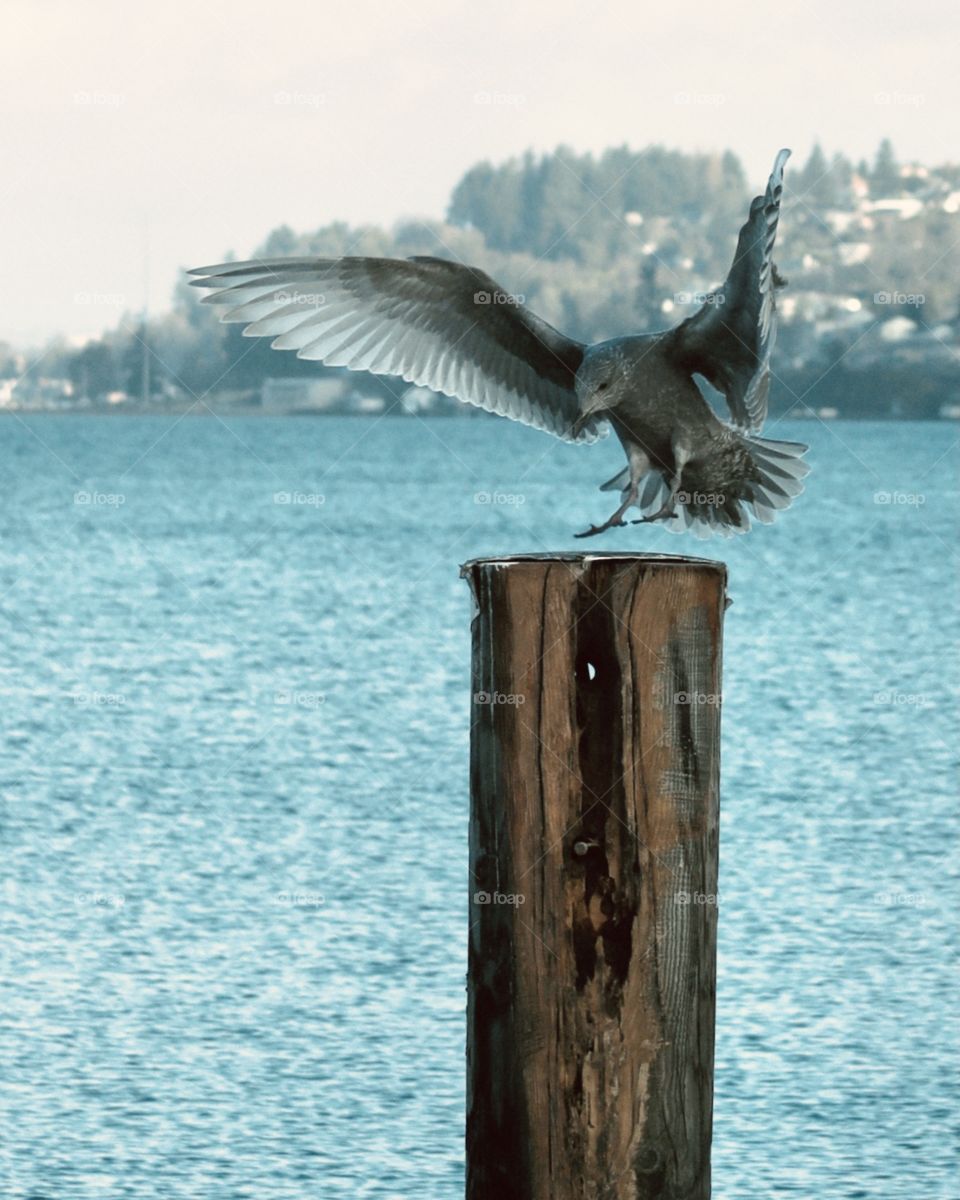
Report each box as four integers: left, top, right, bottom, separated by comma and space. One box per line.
189, 254, 603, 442
666, 148, 790, 431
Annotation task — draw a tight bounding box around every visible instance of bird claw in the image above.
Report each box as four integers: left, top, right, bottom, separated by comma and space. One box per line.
574, 518, 626, 539
630, 508, 677, 526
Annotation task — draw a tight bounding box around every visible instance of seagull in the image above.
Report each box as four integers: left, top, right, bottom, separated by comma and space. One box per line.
190, 147, 808, 538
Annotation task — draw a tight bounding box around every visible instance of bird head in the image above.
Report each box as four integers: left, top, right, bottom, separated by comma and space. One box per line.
571, 343, 624, 437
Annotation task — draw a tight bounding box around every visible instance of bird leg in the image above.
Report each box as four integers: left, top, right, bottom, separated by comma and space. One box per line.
630, 445, 689, 526
631, 500, 677, 525
574, 487, 638, 538
575, 446, 651, 538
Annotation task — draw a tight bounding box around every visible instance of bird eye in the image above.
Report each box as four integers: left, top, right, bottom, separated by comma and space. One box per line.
597, 382, 609, 391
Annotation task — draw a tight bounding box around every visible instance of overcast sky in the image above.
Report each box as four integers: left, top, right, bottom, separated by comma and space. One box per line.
1, 0, 955, 344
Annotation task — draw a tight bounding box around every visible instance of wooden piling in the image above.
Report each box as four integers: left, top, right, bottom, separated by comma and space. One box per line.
461, 553, 727, 1200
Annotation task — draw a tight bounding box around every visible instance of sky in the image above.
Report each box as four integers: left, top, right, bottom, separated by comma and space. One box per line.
1, 0, 956, 344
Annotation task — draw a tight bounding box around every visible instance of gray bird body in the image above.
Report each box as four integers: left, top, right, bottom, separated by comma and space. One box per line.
581, 334, 711, 467
572, 331, 805, 536
190, 147, 808, 538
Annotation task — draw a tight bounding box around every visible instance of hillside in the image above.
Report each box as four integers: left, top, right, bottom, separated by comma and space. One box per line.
4, 140, 958, 419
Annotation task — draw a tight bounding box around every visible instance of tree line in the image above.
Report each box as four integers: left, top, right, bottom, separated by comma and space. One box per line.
6, 140, 958, 416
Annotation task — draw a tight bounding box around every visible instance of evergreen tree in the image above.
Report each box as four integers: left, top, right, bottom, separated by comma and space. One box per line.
829, 152, 854, 207
871, 139, 900, 195
796, 143, 830, 204
67, 340, 116, 399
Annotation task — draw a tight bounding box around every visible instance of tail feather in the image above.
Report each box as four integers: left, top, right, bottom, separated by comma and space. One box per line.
750, 435, 810, 460
599, 466, 630, 492
592, 436, 811, 540
746, 435, 810, 520
599, 434, 810, 538
639, 472, 663, 509
750, 500, 778, 524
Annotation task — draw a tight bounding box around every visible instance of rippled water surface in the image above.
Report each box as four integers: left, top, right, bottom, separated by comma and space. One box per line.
1, 414, 957, 1198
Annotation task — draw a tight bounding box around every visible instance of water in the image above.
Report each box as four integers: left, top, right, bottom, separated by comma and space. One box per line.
0, 413, 956, 1198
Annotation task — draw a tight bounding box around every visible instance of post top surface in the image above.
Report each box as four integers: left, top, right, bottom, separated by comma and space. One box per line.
461, 552, 726, 575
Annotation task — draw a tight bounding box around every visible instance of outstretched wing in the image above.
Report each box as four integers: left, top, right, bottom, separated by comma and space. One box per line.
666, 148, 790, 431
189, 255, 605, 442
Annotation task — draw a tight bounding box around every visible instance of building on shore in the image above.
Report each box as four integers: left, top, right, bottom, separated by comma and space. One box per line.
261, 377, 349, 413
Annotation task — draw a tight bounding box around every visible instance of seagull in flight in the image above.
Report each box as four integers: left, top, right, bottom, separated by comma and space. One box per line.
190, 148, 808, 538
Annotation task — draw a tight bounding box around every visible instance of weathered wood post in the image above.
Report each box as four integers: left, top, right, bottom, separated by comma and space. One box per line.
461, 552, 727, 1200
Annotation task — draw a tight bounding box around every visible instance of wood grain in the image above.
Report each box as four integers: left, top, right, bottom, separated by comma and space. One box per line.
462, 553, 727, 1200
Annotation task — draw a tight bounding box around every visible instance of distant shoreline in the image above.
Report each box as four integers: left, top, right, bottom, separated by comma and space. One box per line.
2, 407, 956, 422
